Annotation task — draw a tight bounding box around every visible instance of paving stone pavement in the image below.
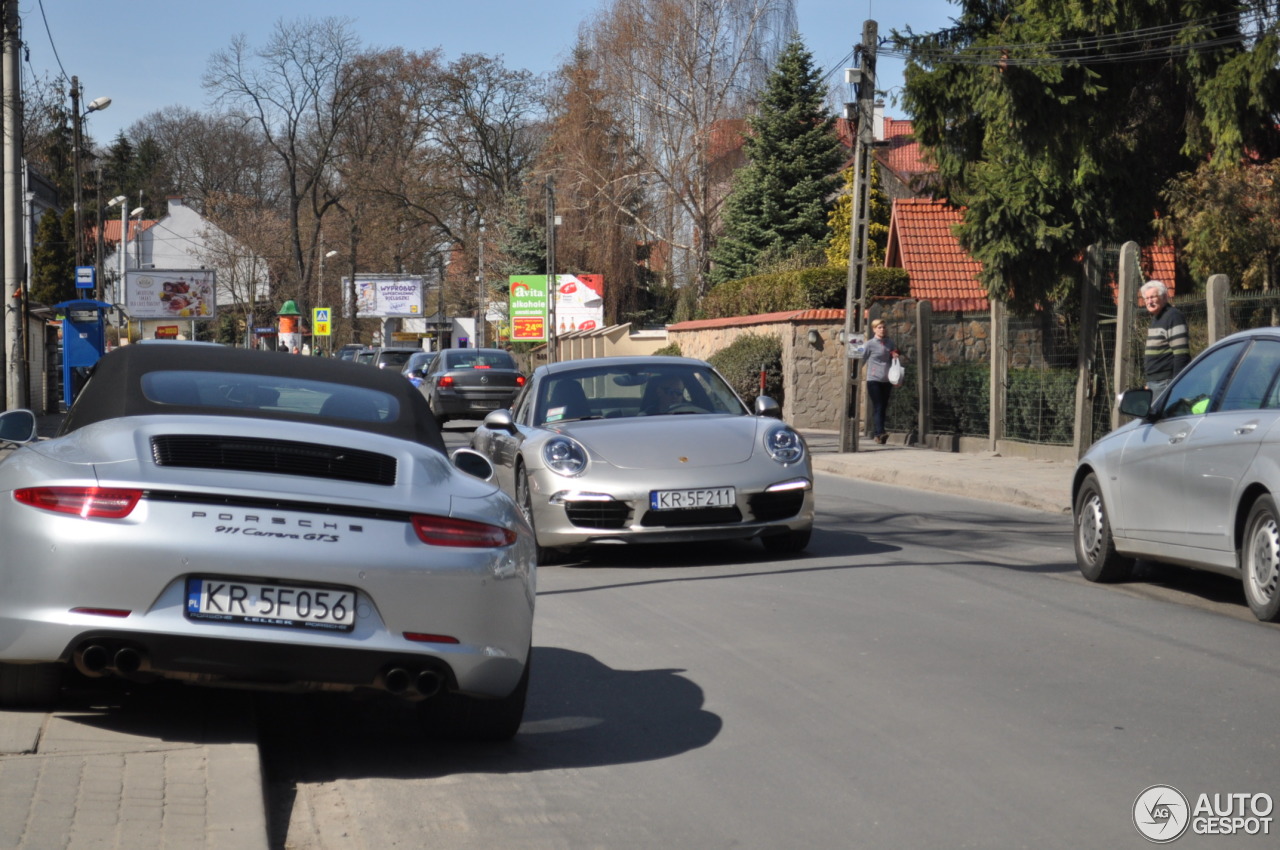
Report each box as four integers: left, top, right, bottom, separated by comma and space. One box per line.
0, 686, 266, 850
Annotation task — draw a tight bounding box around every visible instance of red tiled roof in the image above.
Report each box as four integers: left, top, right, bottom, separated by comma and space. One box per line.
885, 198, 988, 311
878, 118, 930, 179
1140, 241, 1179, 299
88, 219, 155, 247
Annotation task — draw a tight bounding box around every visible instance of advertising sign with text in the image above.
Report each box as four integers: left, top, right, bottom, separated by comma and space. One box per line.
352, 278, 424, 317
509, 274, 605, 342
124, 270, 217, 319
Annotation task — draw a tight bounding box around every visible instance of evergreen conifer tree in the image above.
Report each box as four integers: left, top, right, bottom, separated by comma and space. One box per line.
710, 37, 843, 285
30, 208, 75, 306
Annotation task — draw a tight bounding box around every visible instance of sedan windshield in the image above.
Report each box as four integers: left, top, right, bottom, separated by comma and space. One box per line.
537, 364, 747, 424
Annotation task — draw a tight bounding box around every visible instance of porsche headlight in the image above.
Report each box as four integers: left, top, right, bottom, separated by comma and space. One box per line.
543, 436, 588, 476
765, 426, 805, 465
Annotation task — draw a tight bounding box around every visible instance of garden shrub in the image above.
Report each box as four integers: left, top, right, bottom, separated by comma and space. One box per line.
707, 333, 783, 407
931, 364, 990, 437
1004, 368, 1077, 445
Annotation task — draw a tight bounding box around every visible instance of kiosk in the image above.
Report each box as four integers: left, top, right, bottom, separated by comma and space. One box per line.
53, 299, 112, 409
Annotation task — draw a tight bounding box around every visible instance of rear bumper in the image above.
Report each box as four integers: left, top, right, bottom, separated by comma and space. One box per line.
433, 389, 520, 419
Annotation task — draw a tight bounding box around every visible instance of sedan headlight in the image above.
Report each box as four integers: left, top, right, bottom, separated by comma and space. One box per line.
765, 426, 805, 465
543, 436, 588, 476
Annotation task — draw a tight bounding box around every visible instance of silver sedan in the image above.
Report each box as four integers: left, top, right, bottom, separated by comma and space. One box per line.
470, 356, 814, 563
0, 343, 535, 740
1073, 326, 1280, 621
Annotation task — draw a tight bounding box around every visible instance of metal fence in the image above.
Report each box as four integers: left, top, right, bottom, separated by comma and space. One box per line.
870, 245, 1280, 451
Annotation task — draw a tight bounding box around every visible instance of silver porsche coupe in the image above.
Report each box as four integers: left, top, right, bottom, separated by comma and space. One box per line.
470, 356, 814, 563
0, 343, 535, 740
1073, 326, 1280, 622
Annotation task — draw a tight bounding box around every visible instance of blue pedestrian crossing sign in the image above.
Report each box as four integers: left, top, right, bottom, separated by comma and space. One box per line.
312, 307, 331, 336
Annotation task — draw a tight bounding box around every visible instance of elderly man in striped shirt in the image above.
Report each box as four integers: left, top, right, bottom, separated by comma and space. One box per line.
1141, 280, 1190, 400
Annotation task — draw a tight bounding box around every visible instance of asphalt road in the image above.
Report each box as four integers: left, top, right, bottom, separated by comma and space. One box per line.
255, 457, 1280, 849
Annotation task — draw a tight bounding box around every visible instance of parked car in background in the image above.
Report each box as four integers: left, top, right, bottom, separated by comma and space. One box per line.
470, 355, 814, 564
420, 347, 525, 425
401, 351, 434, 388
0, 344, 535, 740
336, 343, 366, 362
1073, 326, 1280, 622
361, 346, 422, 371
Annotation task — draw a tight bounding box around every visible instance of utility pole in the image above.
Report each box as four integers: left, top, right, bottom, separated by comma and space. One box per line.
839, 20, 877, 452
475, 216, 485, 349
545, 175, 557, 364
70, 76, 83, 270
3, 0, 21, 409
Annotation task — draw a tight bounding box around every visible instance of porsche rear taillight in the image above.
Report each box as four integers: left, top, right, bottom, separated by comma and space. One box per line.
411, 514, 517, 548
14, 487, 142, 519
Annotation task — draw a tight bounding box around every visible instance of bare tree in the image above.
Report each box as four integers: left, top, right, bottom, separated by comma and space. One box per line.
192, 192, 289, 346
541, 42, 652, 324
127, 107, 281, 216
204, 17, 376, 303
581, 0, 796, 294
340, 51, 547, 319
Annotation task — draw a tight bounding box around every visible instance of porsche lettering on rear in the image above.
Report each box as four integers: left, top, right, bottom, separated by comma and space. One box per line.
192, 510, 364, 534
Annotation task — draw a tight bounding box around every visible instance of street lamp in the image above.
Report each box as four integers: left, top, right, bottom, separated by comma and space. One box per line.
104, 195, 126, 314
70, 76, 110, 284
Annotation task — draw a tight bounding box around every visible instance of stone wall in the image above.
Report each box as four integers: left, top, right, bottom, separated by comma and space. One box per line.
668, 312, 845, 430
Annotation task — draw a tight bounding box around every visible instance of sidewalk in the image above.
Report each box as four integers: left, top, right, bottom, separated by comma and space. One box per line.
804, 430, 1076, 515
0, 416, 1075, 848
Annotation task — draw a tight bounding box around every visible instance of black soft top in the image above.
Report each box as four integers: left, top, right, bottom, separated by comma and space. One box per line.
59, 343, 446, 451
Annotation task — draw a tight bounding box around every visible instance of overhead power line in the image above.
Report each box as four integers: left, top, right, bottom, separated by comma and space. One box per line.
884, 9, 1273, 70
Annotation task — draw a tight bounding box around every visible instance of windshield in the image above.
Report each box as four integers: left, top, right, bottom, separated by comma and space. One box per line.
536, 364, 747, 424
141, 370, 400, 423
445, 350, 517, 370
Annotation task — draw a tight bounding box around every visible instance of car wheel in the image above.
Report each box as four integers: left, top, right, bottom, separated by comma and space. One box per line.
762, 527, 811, 554
1242, 495, 1280, 622
1073, 473, 1134, 582
516, 463, 560, 566
0, 662, 63, 708
417, 653, 530, 742
428, 393, 449, 425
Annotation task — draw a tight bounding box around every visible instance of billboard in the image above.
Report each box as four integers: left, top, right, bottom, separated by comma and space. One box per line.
509, 275, 604, 342
124, 270, 217, 319
352, 277, 424, 317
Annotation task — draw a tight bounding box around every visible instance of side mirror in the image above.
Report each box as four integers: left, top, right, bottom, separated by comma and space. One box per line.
450, 447, 495, 481
1118, 388, 1153, 419
754, 396, 782, 418
0, 409, 38, 445
483, 408, 518, 434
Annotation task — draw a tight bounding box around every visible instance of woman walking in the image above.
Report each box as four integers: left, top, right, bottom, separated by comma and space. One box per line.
862, 318, 899, 445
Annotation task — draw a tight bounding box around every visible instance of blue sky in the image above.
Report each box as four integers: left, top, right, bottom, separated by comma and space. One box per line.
24, 0, 959, 145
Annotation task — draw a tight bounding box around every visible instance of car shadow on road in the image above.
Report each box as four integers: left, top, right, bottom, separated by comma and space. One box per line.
256, 645, 721, 842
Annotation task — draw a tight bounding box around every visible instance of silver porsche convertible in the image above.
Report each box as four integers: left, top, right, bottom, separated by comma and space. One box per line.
470, 356, 814, 563
0, 344, 535, 740
1073, 326, 1280, 622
